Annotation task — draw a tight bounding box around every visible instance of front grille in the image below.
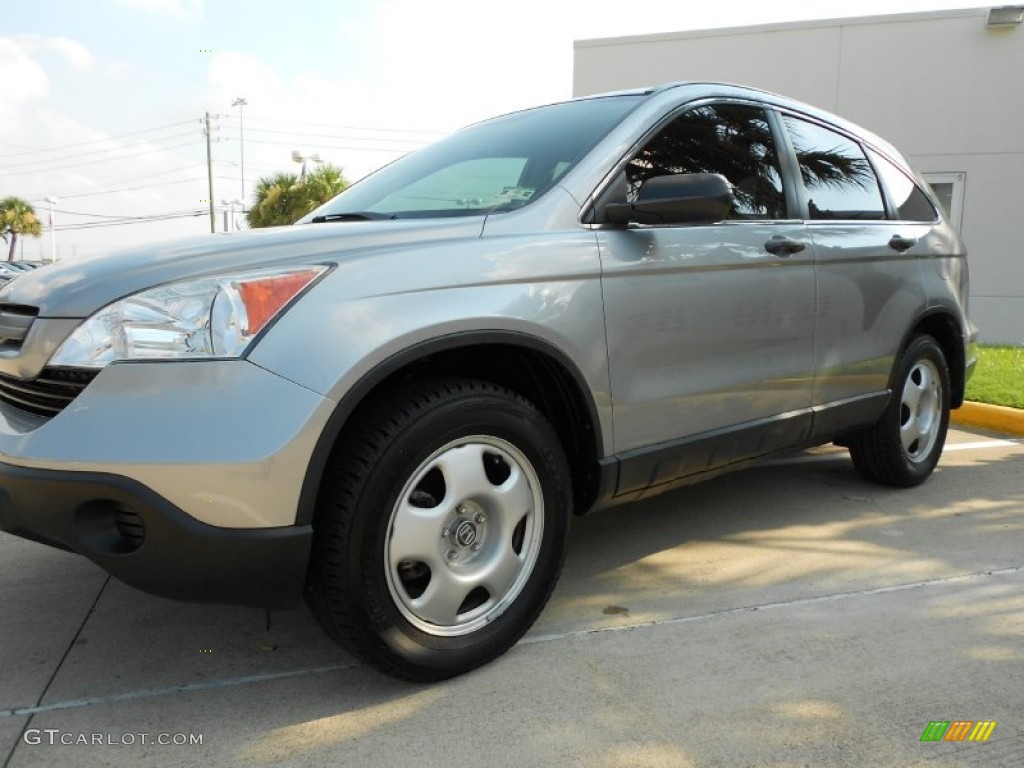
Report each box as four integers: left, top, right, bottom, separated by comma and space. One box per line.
0, 368, 98, 417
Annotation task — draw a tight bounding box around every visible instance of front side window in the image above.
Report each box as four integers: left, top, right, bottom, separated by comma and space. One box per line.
783, 116, 885, 221
625, 103, 787, 220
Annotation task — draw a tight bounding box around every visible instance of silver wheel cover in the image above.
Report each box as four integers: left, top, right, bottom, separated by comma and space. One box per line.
900, 358, 942, 463
384, 436, 544, 636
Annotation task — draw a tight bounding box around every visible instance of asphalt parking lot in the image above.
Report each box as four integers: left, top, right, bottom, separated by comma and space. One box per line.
2, 427, 1022, 767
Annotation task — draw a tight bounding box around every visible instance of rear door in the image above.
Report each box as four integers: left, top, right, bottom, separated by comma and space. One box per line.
777, 115, 933, 432
597, 101, 816, 495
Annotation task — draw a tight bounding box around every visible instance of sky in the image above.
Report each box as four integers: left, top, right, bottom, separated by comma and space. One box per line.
0, 0, 994, 260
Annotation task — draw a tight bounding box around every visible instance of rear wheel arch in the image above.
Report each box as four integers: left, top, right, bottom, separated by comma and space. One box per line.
900, 311, 966, 408
296, 332, 606, 527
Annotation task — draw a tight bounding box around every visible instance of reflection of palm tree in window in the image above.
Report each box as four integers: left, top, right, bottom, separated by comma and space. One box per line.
783, 116, 885, 220
626, 105, 786, 219
793, 147, 876, 219
625, 104, 882, 221
793, 148, 874, 190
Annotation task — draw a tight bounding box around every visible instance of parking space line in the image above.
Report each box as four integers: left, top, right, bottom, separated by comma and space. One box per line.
3, 575, 111, 768
521, 565, 1024, 646
773, 438, 1021, 465
944, 439, 1023, 451
0, 662, 360, 719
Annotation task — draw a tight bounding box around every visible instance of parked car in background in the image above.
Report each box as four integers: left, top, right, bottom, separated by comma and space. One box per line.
0, 261, 47, 280
0, 83, 975, 681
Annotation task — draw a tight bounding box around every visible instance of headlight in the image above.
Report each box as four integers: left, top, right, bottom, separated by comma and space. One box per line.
49, 265, 328, 369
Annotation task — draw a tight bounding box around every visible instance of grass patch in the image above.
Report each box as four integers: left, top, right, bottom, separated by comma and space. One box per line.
965, 345, 1024, 409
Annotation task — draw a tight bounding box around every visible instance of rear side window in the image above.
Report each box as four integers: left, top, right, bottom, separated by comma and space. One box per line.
626, 103, 787, 220
783, 116, 885, 221
868, 149, 938, 222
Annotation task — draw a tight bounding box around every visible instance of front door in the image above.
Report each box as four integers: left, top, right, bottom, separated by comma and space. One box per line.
597, 102, 816, 495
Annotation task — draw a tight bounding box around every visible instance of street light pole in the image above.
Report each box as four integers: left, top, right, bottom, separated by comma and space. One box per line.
291, 150, 322, 180
232, 97, 248, 210
44, 196, 58, 263
204, 112, 215, 233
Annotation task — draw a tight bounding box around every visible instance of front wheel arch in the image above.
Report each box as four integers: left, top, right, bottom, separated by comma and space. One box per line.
295, 331, 605, 528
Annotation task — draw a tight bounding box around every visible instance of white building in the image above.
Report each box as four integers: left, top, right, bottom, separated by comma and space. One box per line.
574, 6, 1024, 344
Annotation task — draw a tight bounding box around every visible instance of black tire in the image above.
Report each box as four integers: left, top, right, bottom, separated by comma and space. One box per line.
848, 334, 951, 487
306, 378, 572, 681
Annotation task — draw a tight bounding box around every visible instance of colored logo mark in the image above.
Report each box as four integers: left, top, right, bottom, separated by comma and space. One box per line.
920, 721, 997, 742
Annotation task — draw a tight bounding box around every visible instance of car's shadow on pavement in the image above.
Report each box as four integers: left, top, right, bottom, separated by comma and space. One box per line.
2, 437, 1022, 766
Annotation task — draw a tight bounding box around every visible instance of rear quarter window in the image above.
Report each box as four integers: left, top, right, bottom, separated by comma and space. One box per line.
868, 149, 938, 222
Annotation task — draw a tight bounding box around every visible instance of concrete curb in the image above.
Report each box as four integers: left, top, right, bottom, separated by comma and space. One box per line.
951, 401, 1024, 437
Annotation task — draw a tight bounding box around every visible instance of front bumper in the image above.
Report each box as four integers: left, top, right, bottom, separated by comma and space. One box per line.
0, 359, 335, 528
0, 358, 338, 607
0, 461, 311, 607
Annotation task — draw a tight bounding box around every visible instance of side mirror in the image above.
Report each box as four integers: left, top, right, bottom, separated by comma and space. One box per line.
604, 173, 734, 225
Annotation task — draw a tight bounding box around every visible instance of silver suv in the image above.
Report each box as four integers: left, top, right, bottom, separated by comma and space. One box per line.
0, 83, 976, 681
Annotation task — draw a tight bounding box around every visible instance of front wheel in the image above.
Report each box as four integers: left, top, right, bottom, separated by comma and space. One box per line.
306, 379, 572, 681
848, 334, 951, 487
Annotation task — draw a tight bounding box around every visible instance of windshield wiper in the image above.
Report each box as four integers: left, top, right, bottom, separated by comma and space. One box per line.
310, 212, 397, 223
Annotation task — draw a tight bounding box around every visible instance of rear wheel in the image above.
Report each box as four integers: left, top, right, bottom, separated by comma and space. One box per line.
306, 378, 571, 681
848, 334, 950, 487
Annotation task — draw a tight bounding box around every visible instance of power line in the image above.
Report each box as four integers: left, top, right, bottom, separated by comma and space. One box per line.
37, 177, 206, 201
242, 126, 428, 147
244, 115, 448, 136
54, 207, 204, 219
0, 140, 202, 176
242, 137, 413, 155
0, 120, 196, 160
38, 164, 208, 199
0, 132, 201, 171
55, 210, 207, 231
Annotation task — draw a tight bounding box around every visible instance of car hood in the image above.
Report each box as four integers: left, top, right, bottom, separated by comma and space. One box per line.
0, 218, 485, 318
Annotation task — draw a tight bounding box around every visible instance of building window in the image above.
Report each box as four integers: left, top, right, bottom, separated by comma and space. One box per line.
922, 172, 966, 231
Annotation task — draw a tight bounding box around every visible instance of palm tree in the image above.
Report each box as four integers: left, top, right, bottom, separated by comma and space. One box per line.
246, 164, 350, 228
246, 172, 303, 228
0, 197, 42, 261
297, 164, 350, 219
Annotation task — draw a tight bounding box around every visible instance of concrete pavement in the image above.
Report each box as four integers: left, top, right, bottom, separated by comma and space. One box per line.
2, 428, 1022, 767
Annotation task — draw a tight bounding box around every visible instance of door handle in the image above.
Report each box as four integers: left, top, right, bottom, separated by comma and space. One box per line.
764, 235, 807, 256
889, 235, 917, 252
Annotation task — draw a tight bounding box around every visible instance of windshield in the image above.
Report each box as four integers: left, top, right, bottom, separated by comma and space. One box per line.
299, 95, 644, 222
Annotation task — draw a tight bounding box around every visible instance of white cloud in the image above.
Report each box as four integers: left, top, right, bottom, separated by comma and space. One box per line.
0, 38, 50, 103
116, 0, 204, 17
45, 37, 94, 70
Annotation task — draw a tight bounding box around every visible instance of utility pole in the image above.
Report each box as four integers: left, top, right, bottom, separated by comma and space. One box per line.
204, 112, 215, 233
232, 97, 248, 210
45, 196, 58, 263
